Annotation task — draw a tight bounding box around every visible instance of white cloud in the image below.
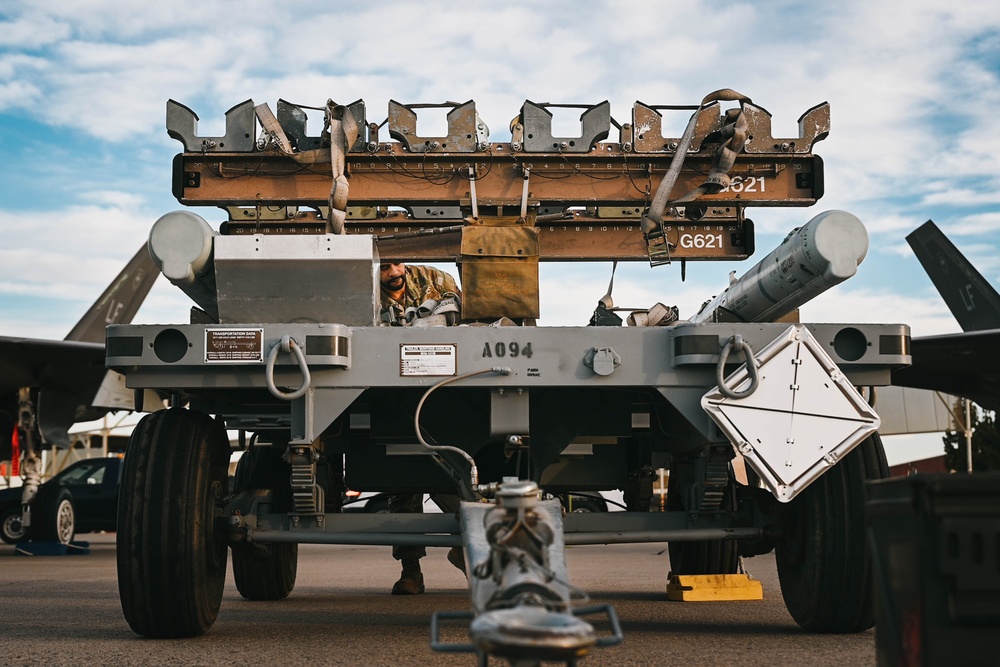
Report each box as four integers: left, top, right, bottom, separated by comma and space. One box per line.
0, 0, 997, 462
0, 201, 153, 309
801, 286, 962, 337
0, 78, 42, 109
945, 212, 1000, 234
0, 14, 72, 49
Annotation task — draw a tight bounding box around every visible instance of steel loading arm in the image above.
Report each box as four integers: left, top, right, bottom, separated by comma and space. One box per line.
166, 95, 830, 263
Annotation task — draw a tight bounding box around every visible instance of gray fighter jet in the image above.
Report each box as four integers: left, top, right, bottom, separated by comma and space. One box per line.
892, 220, 1000, 412
1, 245, 158, 457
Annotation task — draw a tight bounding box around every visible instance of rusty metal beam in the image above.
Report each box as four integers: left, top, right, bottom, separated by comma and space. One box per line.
173, 148, 821, 209
219, 211, 751, 262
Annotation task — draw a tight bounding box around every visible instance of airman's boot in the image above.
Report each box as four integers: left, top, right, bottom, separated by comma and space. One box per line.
391, 558, 425, 595
447, 546, 467, 577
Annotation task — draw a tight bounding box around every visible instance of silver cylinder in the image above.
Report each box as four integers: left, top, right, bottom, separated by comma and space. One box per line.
690, 210, 868, 324
147, 210, 219, 319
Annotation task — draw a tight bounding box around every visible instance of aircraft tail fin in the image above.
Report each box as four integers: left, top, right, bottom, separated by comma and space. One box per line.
63, 245, 159, 344
906, 220, 1000, 332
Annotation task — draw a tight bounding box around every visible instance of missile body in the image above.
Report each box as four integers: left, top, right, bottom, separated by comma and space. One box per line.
690, 210, 868, 324
148, 210, 219, 320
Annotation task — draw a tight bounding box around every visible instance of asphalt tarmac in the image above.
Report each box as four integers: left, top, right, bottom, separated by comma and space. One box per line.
0, 535, 875, 666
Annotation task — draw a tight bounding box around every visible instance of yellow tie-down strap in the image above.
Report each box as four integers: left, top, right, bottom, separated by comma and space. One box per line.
666, 574, 763, 602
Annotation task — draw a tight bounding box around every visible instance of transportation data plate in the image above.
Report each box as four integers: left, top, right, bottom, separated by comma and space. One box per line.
205, 328, 264, 363
400, 344, 457, 376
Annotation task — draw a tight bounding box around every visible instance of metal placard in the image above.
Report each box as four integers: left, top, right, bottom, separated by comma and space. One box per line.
702, 325, 880, 502
205, 328, 264, 363
400, 344, 457, 376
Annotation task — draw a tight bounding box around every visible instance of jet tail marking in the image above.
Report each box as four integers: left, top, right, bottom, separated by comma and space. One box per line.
63, 245, 159, 344
907, 220, 1000, 332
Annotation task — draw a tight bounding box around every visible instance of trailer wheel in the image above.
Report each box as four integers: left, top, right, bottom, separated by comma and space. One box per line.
117, 408, 230, 638
233, 542, 298, 600
231, 445, 298, 600
666, 476, 738, 575
775, 433, 888, 633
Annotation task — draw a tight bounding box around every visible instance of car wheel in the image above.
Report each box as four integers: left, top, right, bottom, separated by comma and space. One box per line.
30, 489, 76, 544
1, 508, 26, 544
117, 407, 230, 638
565, 496, 605, 513
53, 494, 75, 544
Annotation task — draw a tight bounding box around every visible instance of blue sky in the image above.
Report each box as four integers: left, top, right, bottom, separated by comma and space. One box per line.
2, 1, 999, 463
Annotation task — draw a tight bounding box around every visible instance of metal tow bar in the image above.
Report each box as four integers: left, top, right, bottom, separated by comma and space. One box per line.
430, 480, 623, 666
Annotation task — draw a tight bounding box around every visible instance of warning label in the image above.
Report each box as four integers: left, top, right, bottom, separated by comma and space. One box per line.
205, 328, 264, 363
400, 344, 457, 376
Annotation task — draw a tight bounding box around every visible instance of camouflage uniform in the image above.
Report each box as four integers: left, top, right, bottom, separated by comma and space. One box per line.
381, 264, 464, 563
380, 264, 460, 324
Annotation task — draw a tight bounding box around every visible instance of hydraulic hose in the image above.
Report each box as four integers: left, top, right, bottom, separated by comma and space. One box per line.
414, 366, 511, 487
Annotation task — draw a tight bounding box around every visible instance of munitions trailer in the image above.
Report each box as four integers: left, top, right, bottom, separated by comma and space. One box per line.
107, 90, 908, 663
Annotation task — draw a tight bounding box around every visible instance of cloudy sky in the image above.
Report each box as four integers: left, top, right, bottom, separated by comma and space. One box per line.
2, 1, 998, 463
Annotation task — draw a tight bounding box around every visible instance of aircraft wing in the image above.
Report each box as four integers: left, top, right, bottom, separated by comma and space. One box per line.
875, 386, 958, 435
0, 337, 110, 448
1, 244, 159, 450
0, 337, 106, 396
892, 329, 1000, 413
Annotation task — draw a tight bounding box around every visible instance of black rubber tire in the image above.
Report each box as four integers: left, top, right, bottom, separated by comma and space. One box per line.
775, 433, 889, 633
231, 445, 298, 601
232, 444, 289, 495
117, 408, 230, 638
232, 542, 298, 601
1, 508, 26, 544
30, 489, 76, 544
666, 469, 738, 576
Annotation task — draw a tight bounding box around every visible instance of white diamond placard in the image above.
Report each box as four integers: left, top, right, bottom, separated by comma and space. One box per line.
702, 325, 880, 502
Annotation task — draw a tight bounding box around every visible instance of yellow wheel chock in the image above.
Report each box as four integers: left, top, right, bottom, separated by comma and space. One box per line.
666, 573, 763, 602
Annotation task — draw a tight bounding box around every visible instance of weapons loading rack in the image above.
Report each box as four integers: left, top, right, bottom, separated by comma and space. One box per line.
168, 94, 827, 263
108, 92, 909, 662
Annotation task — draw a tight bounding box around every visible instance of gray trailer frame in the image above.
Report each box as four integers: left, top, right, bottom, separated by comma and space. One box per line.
108, 94, 909, 652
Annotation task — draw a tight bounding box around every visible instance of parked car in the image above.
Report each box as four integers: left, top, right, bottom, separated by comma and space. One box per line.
0, 456, 122, 544
557, 493, 609, 513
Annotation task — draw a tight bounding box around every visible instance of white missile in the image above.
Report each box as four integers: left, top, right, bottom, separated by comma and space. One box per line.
690, 210, 869, 324
148, 210, 219, 320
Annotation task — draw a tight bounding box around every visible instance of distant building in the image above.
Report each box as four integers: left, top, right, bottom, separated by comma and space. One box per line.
888, 455, 949, 477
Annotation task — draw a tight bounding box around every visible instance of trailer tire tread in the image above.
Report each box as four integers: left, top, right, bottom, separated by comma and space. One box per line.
776, 433, 888, 633
117, 408, 230, 638
231, 445, 298, 601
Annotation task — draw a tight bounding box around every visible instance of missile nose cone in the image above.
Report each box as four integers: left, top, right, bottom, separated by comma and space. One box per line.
808, 210, 868, 282
148, 210, 215, 283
